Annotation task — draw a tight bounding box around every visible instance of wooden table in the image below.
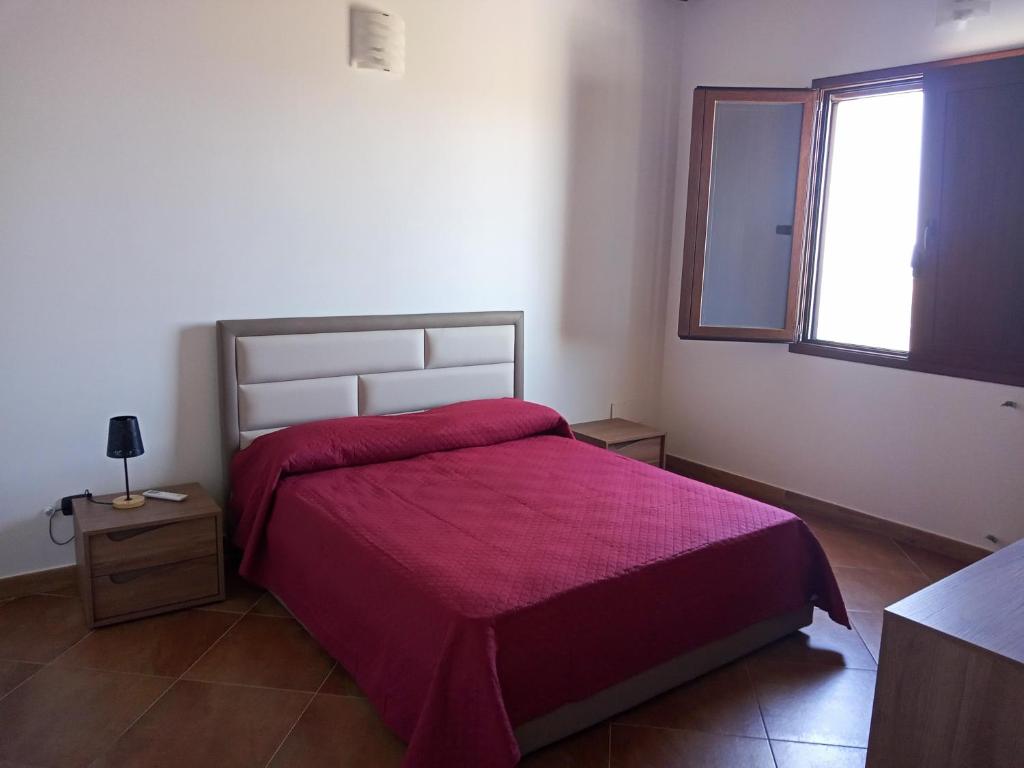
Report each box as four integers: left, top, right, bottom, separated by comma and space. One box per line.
866, 537, 1024, 767
73, 482, 224, 627
571, 418, 666, 468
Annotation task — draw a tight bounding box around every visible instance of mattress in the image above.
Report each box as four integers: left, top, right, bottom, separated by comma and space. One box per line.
230, 398, 847, 768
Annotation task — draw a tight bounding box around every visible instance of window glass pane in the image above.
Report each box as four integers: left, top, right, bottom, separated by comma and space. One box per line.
814, 90, 923, 351
701, 101, 803, 329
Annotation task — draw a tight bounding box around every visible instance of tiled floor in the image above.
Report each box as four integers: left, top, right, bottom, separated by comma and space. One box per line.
0, 518, 970, 768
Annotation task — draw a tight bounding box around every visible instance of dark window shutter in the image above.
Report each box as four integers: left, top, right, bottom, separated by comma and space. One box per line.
911, 56, 1024, 382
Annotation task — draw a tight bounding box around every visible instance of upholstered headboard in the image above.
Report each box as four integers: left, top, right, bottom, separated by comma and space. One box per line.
216, 311, 524, 471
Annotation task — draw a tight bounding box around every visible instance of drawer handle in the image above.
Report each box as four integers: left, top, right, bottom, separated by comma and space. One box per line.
616, 438, 656, 450
108, 561, 181, 584
106, 523, 174, 543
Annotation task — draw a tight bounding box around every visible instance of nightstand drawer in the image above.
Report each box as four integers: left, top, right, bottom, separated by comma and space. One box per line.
611, 437, 662, 465
90, 517, 217, 576
92, 555, 220, 621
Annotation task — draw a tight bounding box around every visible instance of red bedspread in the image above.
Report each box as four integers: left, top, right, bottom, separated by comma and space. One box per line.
231, 399, 847, 768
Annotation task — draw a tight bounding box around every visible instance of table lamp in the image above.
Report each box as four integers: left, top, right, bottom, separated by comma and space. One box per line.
107, 415, 145, 510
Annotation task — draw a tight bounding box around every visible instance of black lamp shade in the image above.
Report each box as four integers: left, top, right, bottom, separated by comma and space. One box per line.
107, 416, 144, 459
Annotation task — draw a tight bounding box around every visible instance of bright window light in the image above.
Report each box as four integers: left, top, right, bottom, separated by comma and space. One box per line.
813, 89, 924, 352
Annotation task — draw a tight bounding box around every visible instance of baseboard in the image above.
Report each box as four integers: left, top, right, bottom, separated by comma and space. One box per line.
0, 564, 76, 600
665, 455, 990, 564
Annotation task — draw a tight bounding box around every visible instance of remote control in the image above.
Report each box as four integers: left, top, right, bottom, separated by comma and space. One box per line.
143, 490, 188, 502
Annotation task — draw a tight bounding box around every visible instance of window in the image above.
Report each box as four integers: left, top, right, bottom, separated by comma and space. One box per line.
809, 85, 923, 352
678, 49, 1024, 387
678, 88, 814, 342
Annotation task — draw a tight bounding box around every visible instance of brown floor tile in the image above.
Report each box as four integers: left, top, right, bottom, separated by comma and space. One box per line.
0, 594, 88, 663
0, 660, 41, 698
319, 663, 365, 697
184, 614, 333, 691
202, 568, 263, 614
0, 520, 958, 768
520, 725, 609, 768
614, 662, 764, 738
0, 666, 170, 768
747, 609, 876, 670
848, 611, 884, 663
896, 543, 972, 582
808, 522, 918, 573
610, 725, 774, 768
747, 660, 876, 748
96, 680, 309, 768
771, 740, 867, 768
251, 593, 292, 618
55, 609, 238, 677
832, 566, 929, 612
268, 693, 404, 767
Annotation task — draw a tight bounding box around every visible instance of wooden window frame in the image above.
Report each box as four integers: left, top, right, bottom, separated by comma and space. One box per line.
794, 76, 924, 359
677, 46, 1024, 386
789, 47, 1024, 388
678, 87, 816, 342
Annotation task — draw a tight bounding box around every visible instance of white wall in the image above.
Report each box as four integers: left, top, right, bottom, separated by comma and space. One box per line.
0, 0, 683, 578
662, 0, 1024, 551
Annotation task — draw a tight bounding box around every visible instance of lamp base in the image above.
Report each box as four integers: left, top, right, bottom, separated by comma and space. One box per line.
112, 495, 146, 510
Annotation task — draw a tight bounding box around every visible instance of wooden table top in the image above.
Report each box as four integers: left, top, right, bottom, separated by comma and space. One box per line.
571, 418, 665, 444
886, 536, 1023, 665
72, 482, 220, 534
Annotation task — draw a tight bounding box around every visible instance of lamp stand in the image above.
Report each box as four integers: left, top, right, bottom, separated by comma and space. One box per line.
112, 457, 145, 510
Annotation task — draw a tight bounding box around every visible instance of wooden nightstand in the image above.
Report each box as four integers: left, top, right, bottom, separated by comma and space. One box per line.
572, 418, 666, 468
73, 482, 225, 627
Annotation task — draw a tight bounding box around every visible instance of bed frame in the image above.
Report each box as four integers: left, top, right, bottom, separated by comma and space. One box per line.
216, 310, 811, 755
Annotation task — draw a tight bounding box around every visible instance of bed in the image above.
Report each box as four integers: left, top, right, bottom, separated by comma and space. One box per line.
217, 311, 848, 768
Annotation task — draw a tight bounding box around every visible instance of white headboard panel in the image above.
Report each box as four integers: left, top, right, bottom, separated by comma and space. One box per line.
217, 312, 524, 467
236, 329, 425, 384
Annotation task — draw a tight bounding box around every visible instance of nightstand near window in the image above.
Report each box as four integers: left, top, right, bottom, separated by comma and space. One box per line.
571, 418, 666, 468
